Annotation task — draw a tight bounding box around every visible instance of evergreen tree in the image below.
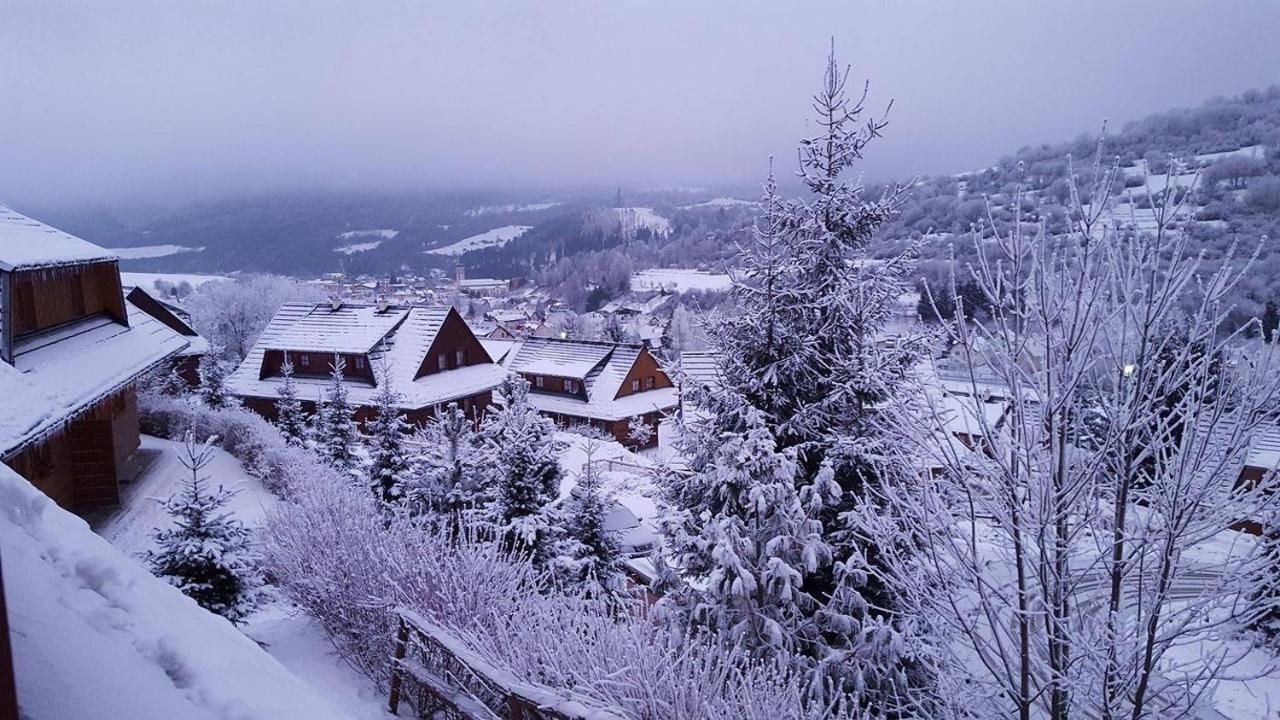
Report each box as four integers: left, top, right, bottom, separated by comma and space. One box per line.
655, 44, 929, 710
626, 415, 654, 448
315, 354, 360, 473
555, 439, 626, 603
198, 349, 237, 409
366, 371, 412, 504
145, 432, 261, 622
406, 403, 489, 517
274, 354, 308, 446
482, 375, 565, 565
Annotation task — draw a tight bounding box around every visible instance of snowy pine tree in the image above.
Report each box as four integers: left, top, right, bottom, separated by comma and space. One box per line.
482, 374, 565, 566
654, 44, 931, 711
315, 354, 360, 473
145, 432, 261, 622
198, 349, 237, 409
405, 403, 489, 518
366, 369, 412, 504
626, 414, 654, 448
554, 439, 626, 603
274, 354, 308, 446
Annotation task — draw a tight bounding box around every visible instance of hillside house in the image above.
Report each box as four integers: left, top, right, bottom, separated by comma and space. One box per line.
499, 337, 676, 447
0, 205, 191, 511
227, 302, 506, 425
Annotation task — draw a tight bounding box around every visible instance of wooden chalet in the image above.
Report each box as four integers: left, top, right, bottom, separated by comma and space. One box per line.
227, 302, 507, 425
0, 205, 192, 511
494, 337, 676, 447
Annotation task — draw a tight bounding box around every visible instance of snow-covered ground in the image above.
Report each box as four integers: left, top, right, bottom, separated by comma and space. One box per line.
680, 197, 758, 210
334, 229, 399, 255
0, 458, 363, 720
87, 434, 391, 720
108, 244, 204, 259
120, 271, 230, 289
466, 202, 560, 216
631, 268, 732, 292
425, 224, 533, 256
614, 207, 672, 237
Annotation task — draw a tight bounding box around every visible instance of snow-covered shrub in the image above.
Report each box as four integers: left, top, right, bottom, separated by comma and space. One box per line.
262, 474, 865, 719
138, 391, 342, 495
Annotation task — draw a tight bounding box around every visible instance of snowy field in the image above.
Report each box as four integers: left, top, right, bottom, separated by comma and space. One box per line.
121, 271, 230, 289
334, 229, 399, 255
681, 197, 758, 210
85, 435, 391, 720
466, 202, 560, 216
425, 224, 532, 255
631, 268, 732, 292
615, 207, 672, 236
108, 244, 204, 259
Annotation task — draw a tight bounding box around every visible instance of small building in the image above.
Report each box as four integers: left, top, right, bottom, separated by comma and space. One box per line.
227, 302, 507, 426
0, 205, 191, 511
501, 337, 676, 447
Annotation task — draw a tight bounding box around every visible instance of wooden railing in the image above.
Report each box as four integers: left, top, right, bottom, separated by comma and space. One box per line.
387, 608, 627, 720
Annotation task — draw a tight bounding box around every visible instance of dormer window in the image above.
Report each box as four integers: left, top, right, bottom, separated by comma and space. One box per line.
630, 379, 640, 392
566, 379, 578, 394
455, 349, 465, 366
438, 354, 448, 371
644, 376, 654, 390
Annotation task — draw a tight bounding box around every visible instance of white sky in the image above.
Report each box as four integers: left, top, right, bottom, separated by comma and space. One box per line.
3, 1, 1279, 204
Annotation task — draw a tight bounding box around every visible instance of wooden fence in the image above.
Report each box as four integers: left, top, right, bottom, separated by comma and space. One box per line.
387, 608, 627, 720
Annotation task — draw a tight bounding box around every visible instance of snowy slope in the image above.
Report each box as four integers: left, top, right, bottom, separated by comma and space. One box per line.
630, 268, 731, 292
466, 202, 559, 217
334, 229, 399, 254
614, 207, 671, 237
425, 225, 533, 256
107, 245, 204, 259
0, 463, 353, 720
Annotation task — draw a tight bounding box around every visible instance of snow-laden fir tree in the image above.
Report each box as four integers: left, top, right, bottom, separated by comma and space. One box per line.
554, 438, 626, 604
482, 374, 565, 566
274, 354, 308, 446
314, 354, 360, 473
366, 365, 412, 504
198, 348, 237, 409
626, 414, 654, 448
405, 403, 490, 518
146, 431, 261, 622
654, 44, 932, 712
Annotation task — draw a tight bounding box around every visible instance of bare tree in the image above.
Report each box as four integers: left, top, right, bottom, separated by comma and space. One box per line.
884, 141, 1280, 720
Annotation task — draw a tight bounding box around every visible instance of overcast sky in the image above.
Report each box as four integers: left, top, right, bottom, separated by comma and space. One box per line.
3, 1, 1279, 206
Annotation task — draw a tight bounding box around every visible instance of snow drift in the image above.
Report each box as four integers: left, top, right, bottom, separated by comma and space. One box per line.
0, 464, 351, 720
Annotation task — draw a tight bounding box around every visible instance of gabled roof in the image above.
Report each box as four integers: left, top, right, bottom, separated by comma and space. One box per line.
0, 299, 191, 457
678, 349, 725, 389
0, 204, 117, 272
227, 303, 505, 410
501, 338, 676, 421
259, 303, 410, 355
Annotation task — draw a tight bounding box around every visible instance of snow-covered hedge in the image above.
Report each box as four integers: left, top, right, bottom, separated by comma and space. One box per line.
139, 391, 342, 495
263, 475, 860, 719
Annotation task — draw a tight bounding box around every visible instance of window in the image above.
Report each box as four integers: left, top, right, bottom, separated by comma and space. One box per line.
535, 375, 545, 388
566, 379, 578, 394
643, 376, 655, 390
299, 354, 310, 368
455, 349, 465, 366
354, 356, 366, 370
630, 379, 640, 392
438, 354, 447, 371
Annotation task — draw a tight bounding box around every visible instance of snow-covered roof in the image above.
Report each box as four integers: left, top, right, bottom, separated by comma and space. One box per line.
227, 303, 506, 411
0, 299, 191, 457
678, 349, 724, 389
0, 203, 118, 271
258, 303, 411, 354
1246, 423, 1280, 471
503, 338, 677, 422
0, 463, 354, 720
